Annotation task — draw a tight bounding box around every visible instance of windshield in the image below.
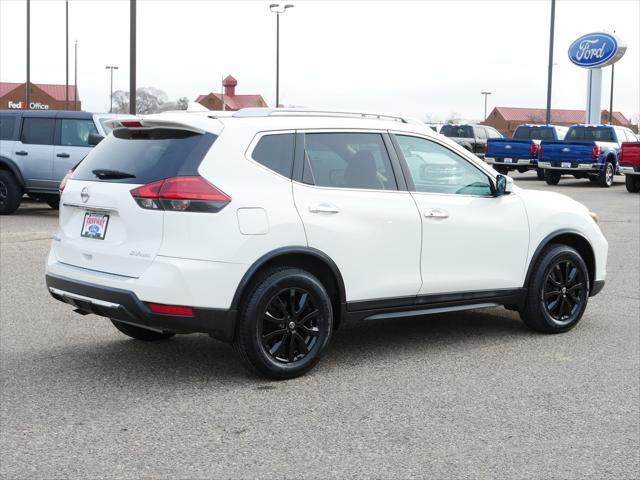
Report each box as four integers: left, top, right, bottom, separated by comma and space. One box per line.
440, 125, 473, 138
566, 127, 615, 142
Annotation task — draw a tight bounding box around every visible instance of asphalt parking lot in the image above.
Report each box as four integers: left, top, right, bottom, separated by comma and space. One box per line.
1, 171, 638, 479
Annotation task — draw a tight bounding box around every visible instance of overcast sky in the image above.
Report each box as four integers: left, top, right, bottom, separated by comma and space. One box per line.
1, 0, 638, 122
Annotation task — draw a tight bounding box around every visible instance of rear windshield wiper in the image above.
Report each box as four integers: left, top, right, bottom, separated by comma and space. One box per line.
92, 169, 136, 180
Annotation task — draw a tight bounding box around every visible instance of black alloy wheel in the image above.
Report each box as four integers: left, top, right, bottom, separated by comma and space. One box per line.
542, 259, 587, 326
259, 288, 321, 364
0, 179, 7, 202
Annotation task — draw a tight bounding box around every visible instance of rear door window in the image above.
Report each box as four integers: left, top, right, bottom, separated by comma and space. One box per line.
0, 115, 17, 140
21, 118, 55, 145
72, 128, 216, 184
302, 132, 397, 190
60, 119, 98, 146
251, 133, 295, 178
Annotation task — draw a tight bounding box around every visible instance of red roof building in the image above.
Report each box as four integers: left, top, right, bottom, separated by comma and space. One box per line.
0, 82, 81, 110
196, 75, 267, 111
483, 106, 634, 136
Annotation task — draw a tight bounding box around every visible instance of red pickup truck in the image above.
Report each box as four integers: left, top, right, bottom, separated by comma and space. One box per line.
620, 142, 640, 193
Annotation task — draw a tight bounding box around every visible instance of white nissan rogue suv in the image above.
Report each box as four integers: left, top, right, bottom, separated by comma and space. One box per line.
45, 108, 608, 379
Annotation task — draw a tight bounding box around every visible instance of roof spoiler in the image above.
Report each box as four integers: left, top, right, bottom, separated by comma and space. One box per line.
103, 117, 206, 134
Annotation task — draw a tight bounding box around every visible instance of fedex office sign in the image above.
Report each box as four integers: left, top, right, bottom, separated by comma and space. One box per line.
568, 32, 626, 68
7, 101, 49, 110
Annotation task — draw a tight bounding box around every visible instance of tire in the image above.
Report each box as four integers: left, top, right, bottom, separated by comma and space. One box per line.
111, 319, 175, 341
0, 170, 23, 215
536, 168, 545, 180
625, 175, 640, 193
42, 194, 60, 210
545, 170, 561, 185
493, 165, 509, 175
517, 167, 528, 174
588, 176, 598, 183
597, 161, 614, 187
520, 244, 590, 334
233, 267, 333, 380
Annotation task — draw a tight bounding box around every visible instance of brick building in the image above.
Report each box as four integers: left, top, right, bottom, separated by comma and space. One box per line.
482, 106, 635, 137
0, 82, 81, 111
196, 75, 267, 111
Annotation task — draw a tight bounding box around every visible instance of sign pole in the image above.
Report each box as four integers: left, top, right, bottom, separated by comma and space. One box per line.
585, 68, 603, 124
545, 0, 555, 125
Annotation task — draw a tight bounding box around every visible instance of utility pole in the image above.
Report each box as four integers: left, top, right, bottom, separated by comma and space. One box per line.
74, 40, 78, 111
481, 91, 492, 121
26, 0, 30, 109
269, 4, 294, 108
105, 66, 119, 113
545, 0, 556, 125
129, 0, 136, 114
65, 0, 69, 110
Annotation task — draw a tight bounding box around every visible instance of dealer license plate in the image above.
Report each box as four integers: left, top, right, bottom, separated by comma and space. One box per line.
504, 158, 513, 163
81, 212, 110, 240
561, 162, 572, 168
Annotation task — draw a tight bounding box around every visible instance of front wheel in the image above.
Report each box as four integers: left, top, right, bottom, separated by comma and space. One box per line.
520, 244, 590, 333
625, 175, 640, 193
233, 267, 333, 379
111, 319, 175, 341
597, 161, 614, 187
545, 170, 561, 185
0, 170, 23, 215
536, 168, 545, 180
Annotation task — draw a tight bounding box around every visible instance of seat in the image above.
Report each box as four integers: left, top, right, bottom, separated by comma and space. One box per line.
344, 150, 381, 189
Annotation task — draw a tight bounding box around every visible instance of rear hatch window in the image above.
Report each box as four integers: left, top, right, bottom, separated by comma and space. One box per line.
73, 128, 216, 183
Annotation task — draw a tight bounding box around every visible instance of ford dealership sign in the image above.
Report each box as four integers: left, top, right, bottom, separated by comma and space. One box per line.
568, 32, 626, 68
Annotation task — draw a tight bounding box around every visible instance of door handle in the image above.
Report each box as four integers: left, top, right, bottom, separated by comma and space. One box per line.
309, 203, 340, 214
424, 208, 449, 219
15, 151, 28, 156
56, 153, 70, 158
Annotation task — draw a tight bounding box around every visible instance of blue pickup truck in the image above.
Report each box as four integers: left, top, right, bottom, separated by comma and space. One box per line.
538, 124, 639, 187
485, 124, 568, 179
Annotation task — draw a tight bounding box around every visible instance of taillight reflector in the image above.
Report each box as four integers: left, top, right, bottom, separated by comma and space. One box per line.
592, 146, 600, 159
59, 169, 73, 192
529, 143, 540, 156
130, 176, 230, 213
147, 303, 194, 316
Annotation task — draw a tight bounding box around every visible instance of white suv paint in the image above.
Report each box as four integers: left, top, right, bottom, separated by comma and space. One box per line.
45, 108, 608, 379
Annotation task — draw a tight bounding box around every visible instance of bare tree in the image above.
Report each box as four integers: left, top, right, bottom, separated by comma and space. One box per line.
444, 112, 462, 124
423, 113, 441, 124
110, 87, 185, 114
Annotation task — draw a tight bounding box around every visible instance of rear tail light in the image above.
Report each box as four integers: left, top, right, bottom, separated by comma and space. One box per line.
482, 143, 488, 152
592, 145, 600, 159
59, 169, 73, 192
147, 303, 194, 316
529, 143, 540, 157
130, 176, 230, 213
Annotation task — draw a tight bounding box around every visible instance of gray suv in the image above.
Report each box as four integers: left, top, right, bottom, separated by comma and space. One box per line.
0, 110, 129, 215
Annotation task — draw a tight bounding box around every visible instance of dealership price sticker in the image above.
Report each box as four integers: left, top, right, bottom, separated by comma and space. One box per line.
81, 213, 110, 240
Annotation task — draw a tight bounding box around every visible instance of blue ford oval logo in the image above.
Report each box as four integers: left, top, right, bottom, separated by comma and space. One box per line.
568, 32, 625, 68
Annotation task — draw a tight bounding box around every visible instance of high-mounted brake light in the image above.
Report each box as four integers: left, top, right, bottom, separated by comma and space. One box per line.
147, 303, 194, 316
592, 145, 600, 159
59, 169, 74, 192
130, 176, 231, 213
121, 120, 143, 128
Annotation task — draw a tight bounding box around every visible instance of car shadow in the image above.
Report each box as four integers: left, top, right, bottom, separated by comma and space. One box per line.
6, 308, 531, 385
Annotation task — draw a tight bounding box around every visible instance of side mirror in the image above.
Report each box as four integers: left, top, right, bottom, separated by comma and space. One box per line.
495, 174, 514, 196
88, 133, 105, 146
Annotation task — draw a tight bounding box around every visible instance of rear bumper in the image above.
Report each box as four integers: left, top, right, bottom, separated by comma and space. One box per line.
538, 161, 599, 171
46, 273, 237, 341
485, 157, 536, 166
620, 166, 640, 175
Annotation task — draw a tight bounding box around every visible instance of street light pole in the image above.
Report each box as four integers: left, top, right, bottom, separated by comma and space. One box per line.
74, 40, 78, 111
129, 0, 136, 114
269, 4, 294, 108
481, 91, 492, 121
26, 0, 30, 109
65, 0, 69, 110
105, 66, 119, 113
545, 0, 556, 125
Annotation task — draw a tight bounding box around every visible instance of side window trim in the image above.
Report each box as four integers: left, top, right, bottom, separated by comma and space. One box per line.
297, 130, 400, 192
390, 132, 496, 197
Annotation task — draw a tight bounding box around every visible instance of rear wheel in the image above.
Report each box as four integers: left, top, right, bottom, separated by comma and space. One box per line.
597, 161, 614, 187
233, 267, 333, 379
111, 319, 175, 341
545, 170, 561, 185
517, 166, 528, 174
625, 175, 640, 193
536, 168, 545, 180
520, 244, 590, 333
0, 170, 22, 215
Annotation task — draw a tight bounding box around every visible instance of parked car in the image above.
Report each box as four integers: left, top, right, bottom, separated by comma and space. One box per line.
485, 124, 568, 179
619, 141, 640, 193
538, 124, 637, 187
45, 108, 608, 379
439, 124, 502, 158
0, 110, 134, 214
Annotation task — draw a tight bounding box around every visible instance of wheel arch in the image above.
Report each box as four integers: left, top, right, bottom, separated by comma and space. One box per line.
524, 229, 596, 295
231, 247, 347, 329
0, 156, 26, 187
